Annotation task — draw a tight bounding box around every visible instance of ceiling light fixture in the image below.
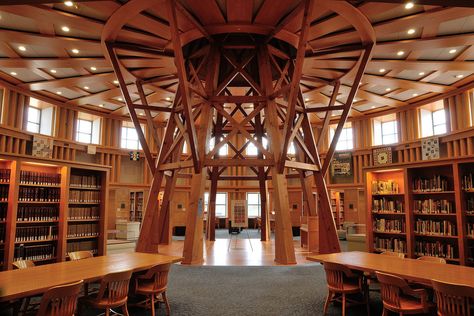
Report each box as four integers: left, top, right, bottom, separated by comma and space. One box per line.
18, 46, 26, 51
379, 68, 386, 73
407, 29, 416, 35
449, 49, 457, 54
84, 86, 89, 90
304, 98, 310, 102
71, 48, 79, 54
98, 104, 103, 107
50, 69, 57, 73
405, 2, 414, 9
113, 80, 119, 84
418, 72, 425, 76
456, 74, 464, 78
371, 106, 376, 109
61, 26, 70, 32
385, 88, 391, 92
10, 72, 17, 76
56, 91, 62, 95
90, 66, 96, 71
397, 51, 405, 56
413, 93, 418, 97
165, 97, 171, 101
118, 97, 123, 101
64, 1, 74, 7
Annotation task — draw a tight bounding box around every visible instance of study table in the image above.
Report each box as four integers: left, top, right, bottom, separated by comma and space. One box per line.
307, 251, 474, 287
0, 252, 182, 302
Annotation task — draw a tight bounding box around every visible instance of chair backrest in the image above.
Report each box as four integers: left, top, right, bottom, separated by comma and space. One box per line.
381, 251, 405, 259
323, 262, 356, 291
417, 256, 446, 264
97, 270, 133, 304
432, 279, 474, 316
142, 263, 171, 292
36, 280, 83, 316
69, 251, 93, 261
12, 260, 35, 269
376, 271, 410, 309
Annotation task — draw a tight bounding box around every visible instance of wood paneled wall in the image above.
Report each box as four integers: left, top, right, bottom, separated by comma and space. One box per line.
445, 91, 473, 132
1, 89, 28, 130
55, 107, 77, 141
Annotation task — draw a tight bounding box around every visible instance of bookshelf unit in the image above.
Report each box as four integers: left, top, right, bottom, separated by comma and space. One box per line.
330, 190, 344, 229
130, 190, 144, 223
365, 158, 474, 265
0, 154, 108, 270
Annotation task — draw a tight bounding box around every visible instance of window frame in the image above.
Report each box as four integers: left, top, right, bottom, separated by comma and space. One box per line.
26, 106, 41, 134
329, 125, 354, 151
75, 118, 93, 144
120, 122, 144, 150
203, 192, 228, 218
246, 192, 261, 218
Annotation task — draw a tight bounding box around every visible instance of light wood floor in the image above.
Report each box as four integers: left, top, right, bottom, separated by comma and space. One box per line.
108, 238, 314, 266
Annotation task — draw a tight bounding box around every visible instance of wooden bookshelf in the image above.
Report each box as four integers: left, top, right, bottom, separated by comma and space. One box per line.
330, 190, 344, 229
365, 158, 474, 265
0, 154, 108, 270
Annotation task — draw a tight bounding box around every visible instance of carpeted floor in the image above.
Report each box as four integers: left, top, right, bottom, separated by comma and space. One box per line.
83, 263, 381, 316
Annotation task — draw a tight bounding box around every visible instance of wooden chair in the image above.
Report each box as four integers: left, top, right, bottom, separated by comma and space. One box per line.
376, 271, 433, 315
35, 280, 83, 316
381, 251, 406, 259
80, 269, 132, 316
69, 250, 95, 296
12, 260, 38, 314
432, 279, 474, 316
367, 251, 406, 292
133, 263, 171, 316
12, 259, 35, 269
416, 256, 446, 264
323, 262, 369, 316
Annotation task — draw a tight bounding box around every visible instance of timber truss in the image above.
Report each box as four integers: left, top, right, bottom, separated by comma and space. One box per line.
105, 0, 374, 264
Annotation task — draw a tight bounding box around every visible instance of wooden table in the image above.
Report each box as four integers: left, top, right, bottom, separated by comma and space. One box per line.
0, 253, 182, 302
307, 251, 474, 287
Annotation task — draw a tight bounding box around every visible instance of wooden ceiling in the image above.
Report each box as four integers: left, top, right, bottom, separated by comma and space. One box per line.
1, 0, 474, 122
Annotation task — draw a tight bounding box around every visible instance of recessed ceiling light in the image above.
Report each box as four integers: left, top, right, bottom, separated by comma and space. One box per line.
64, 1, 74, 7
371, 106, 376, 109
405, 2, 414, 9
397, 51, 405, 56
305, 98, 310, 102
118, 97, 123, 101
18, 46, 26, 51
385, 88, 391, 92
84, 86, 89, 90
379, 68, 386, 73
413, 93, 418, 97
449, 49, 457, 54
98, 104, 103, 107
56, 91, 62, 95
418, 72, 425, 76
90, 66, 96, 71
456, 74, 464, 78
50, 69, 57, 73
10, 72, 17, 76
407, 29, 416, 35
113, 80, 119, 84
61, 26, 70, 32
139, 113, 144, 116
165, 97, 171, 101
71, 48, 79, 54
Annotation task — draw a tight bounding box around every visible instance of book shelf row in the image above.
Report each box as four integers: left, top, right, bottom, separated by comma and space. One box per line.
0, 156, 108, 270
366, 159, 474, 265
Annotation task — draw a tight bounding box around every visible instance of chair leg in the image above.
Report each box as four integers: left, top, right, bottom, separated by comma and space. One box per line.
342, 294, 346, 316
151, 294, 155, 316
162, 291, 170, 316
122, 304, 129, 316
105, 308, 110, 316
382, 307, 388, 316
323, 291, 332, 315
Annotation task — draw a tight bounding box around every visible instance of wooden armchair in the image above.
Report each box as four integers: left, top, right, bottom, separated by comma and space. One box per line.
416, 256, 446, 264
323, 262, 369, 316
80, 269, 132, 316
432, 279, 474, 316
69, 250, 93, 261
36, 280, 83, 316
381, 251, 406, 259
12, 259, 35, 269
12, 260, 38, 314
376, 271, 433, 315
133, 263, 171, 316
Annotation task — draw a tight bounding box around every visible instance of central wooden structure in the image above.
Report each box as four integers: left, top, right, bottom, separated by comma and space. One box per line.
104, 0, 375, 264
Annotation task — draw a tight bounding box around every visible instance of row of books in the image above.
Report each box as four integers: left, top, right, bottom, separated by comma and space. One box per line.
415, 241, 456, 259
18, 187, 60, 202
372, 180, 399, 194
372, 198, 404, 213
466, 223, 474, 237
373, 219, 405, 233
20, 171, 61, 186
0, 169, 10, 183
414, 219, 457, 236
17, 206, 59, 222
463, 173, 474, 191
0, 225, 5, 243
413, 199, 454, 214
412, 175, 449, 192
467, 197, 474, 213
0, 186, 8, 201
66, 240, 98, 255
69, 190, 100, 203
70, 174, 101, 189
0, 204, 6, 221
68, 206, 100, 220
15, 226, 58, 242
67, 223, 100, 238
14, 244, 55, 262
374, 237, 406, 253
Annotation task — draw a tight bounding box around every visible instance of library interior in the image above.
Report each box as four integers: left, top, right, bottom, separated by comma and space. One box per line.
1, 0, 474, 315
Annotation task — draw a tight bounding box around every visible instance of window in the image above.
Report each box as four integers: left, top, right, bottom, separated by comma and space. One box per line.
76, 112, 100, 144
329, 123, 353, 151
25, 98, 54, 136
373, 114, 398, 145
246, 137, 268, 156
204, 192, 227, 217
247, 192, 261, 217
209, 137, 228, 156
288, 142, 296, 155
182, 141, 188, 154
121, 121, 144, 150
26, 106, 41, 134
420, 107, 447, 137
